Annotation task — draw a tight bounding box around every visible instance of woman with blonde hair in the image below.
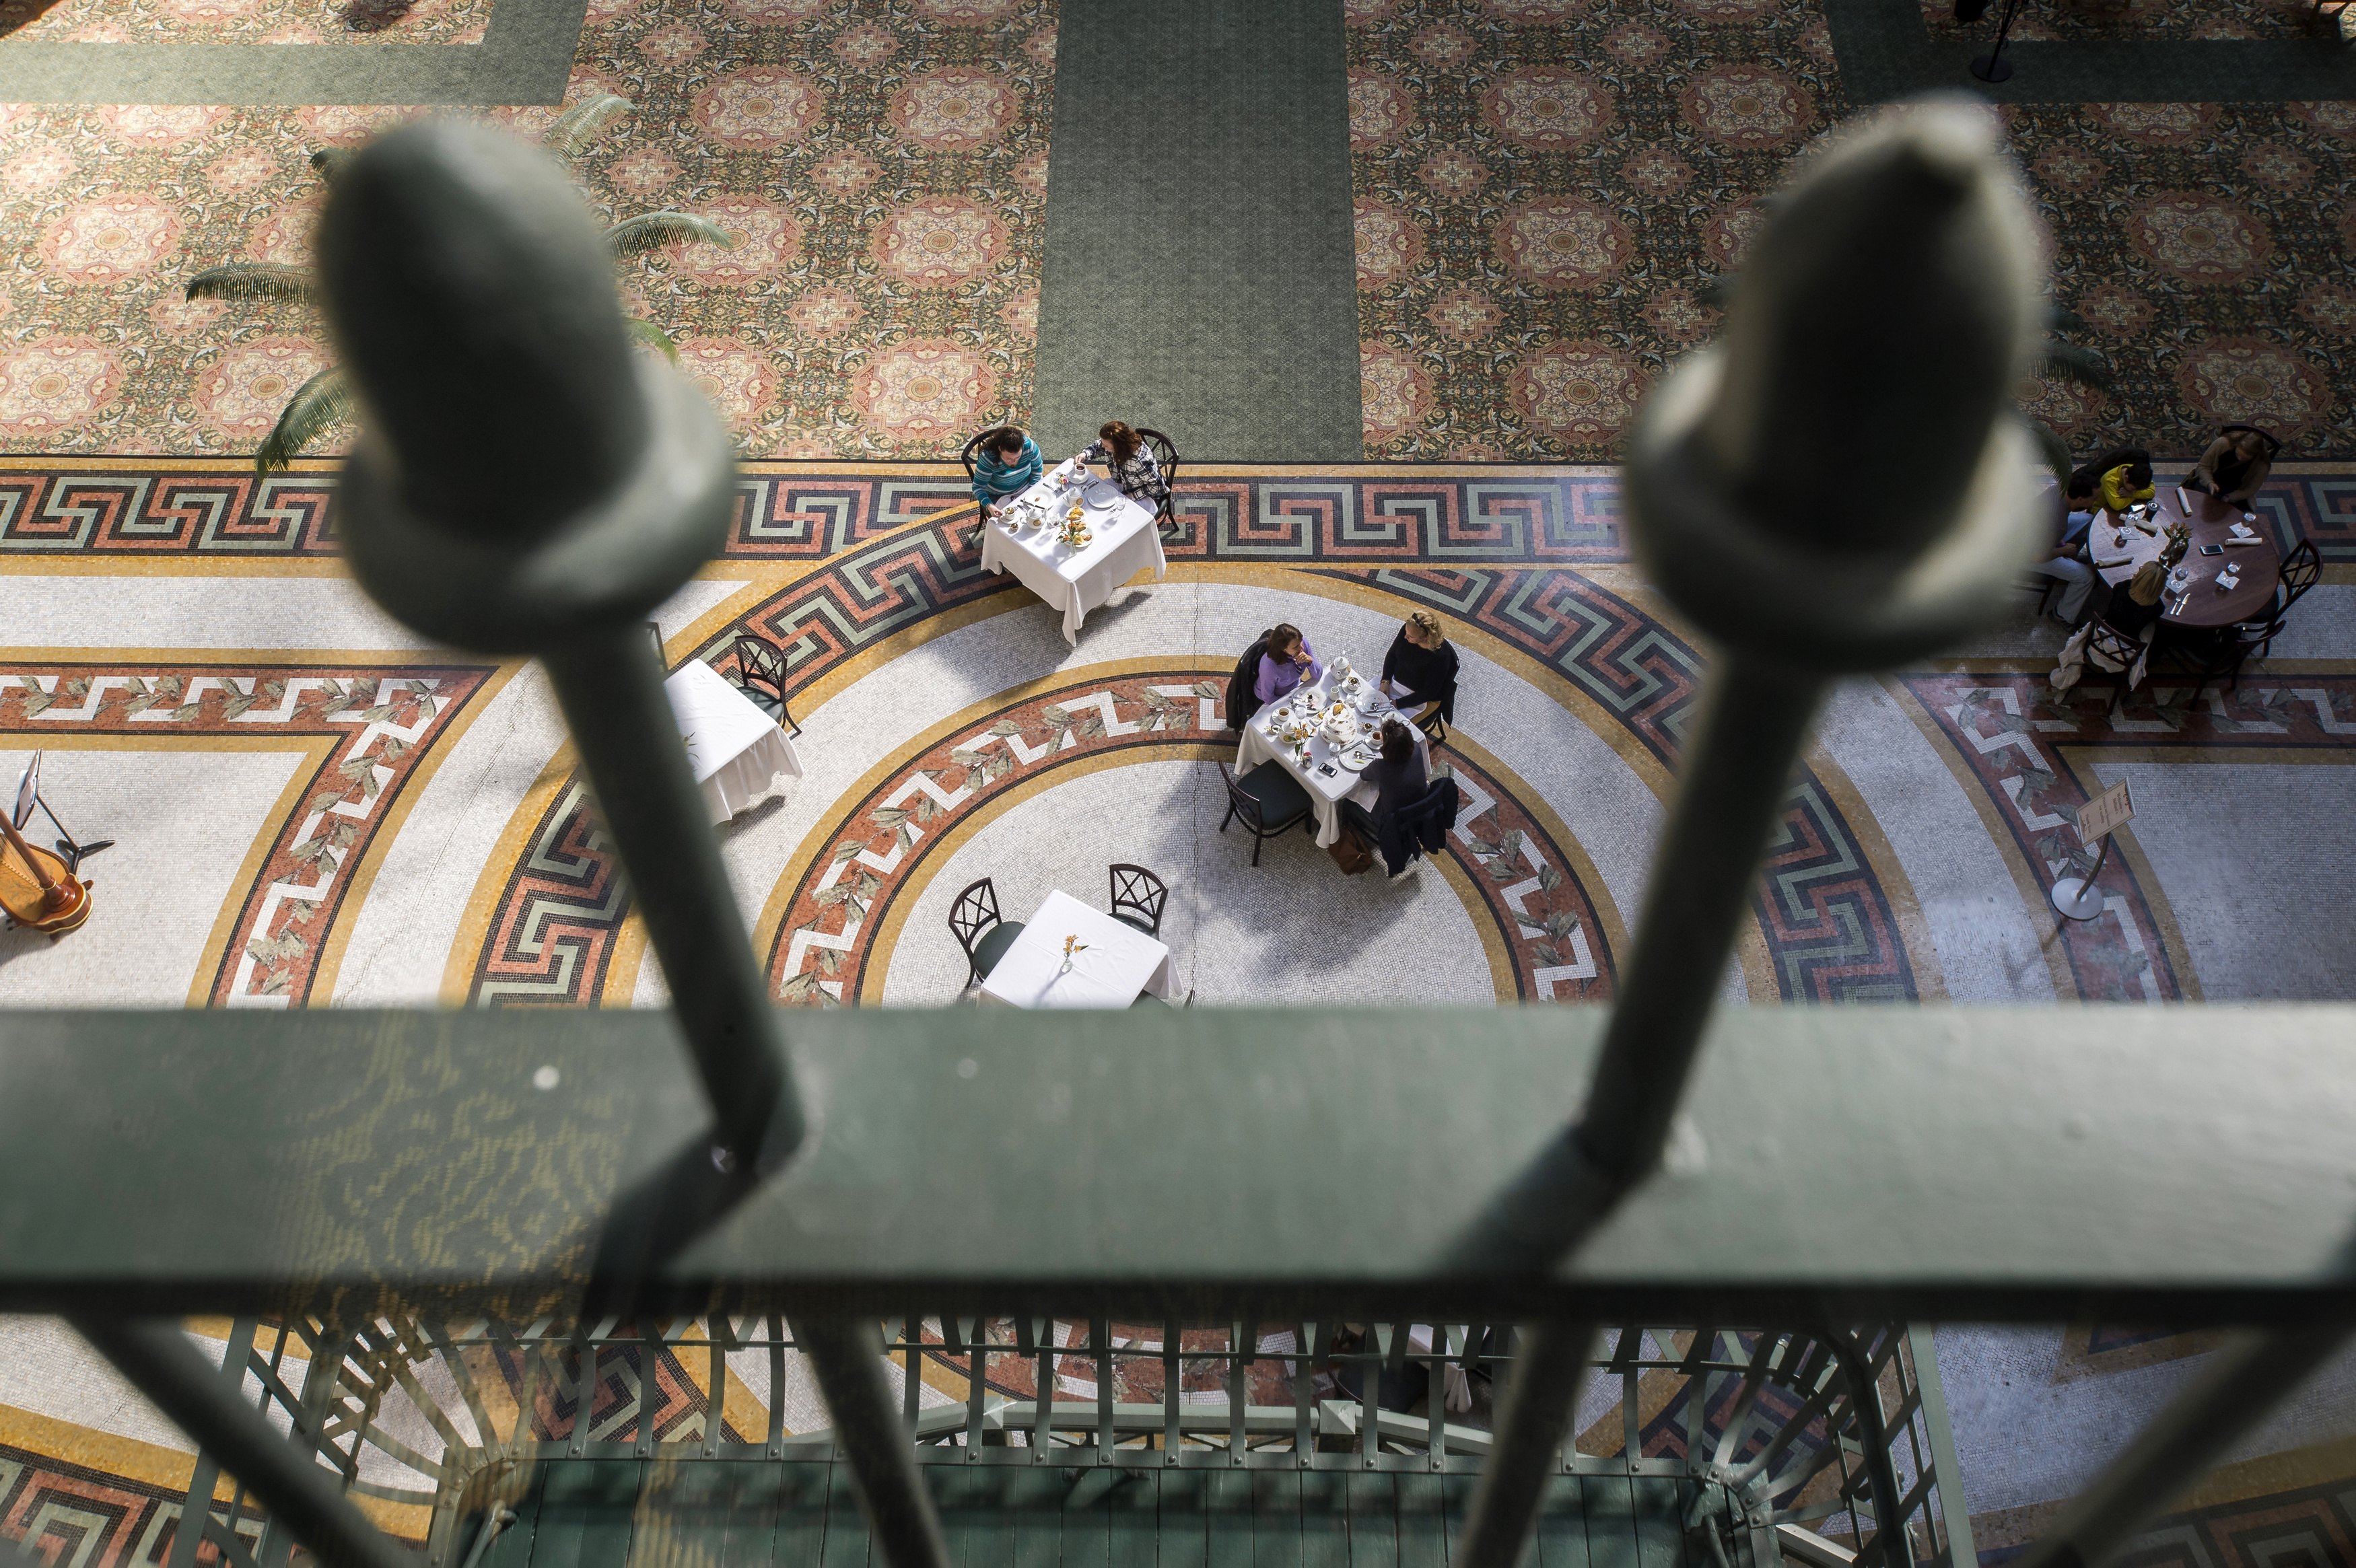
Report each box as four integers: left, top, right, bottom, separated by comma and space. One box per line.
1072, 421, 1171, 515
1380, 610, 1459, 732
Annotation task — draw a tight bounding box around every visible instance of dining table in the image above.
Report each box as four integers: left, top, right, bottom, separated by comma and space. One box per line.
664, 660, 804, 824
2089, 484, 2281, 631
978, 889, 1182, 1007
1235, 660, 1430, 849
980, 462, 1167, 645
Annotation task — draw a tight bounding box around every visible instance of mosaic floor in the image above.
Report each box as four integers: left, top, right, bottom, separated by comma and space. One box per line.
1, 456, 2353, 1565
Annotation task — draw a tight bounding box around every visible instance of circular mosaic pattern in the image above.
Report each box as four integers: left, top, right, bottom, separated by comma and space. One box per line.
1354, 199, 1424, 288
97, 104, 225, 147
1, 145, 74, 194
609, 147, 680, 199
693, 69, 821, 150
2032, 144, 2108, 195
2240, 143, 2316, 194
1679, 64, 1811, 150
1411, 24, 1475, 65
835, 22, 895, 66
194, 336, 324, 443
1494, 197, 1631, 290
1480, 68, 1611, 153
1622, 145, 1691, 197
2297, 283, 2356, 338
1425, 287, 1502, 343
725, 0, 823, 22
1702, 198, 1764, 272
2126, 192, 2272, 285
675, 196, 800, 287
872, 197, 1006, 288
2090, 102, 2215, 147
1511, 341, 1646, 440
677, 337, 778, 429
911, 0, 1020, 20
812, 149, 882, 198
785, 287, 866, 338
637, 22, 703, 67
853, 338, 998, 442
2077, 284, 2156, 336
1603, 22, 1671, 63
891, 67, 1020, 152
1419, 147, 1488, 199
1360, 341, 1432, 439
2174, 335, 2330, 440
0, 335, 120, 439
40, 195, 180, 285
1638, 287, 1717, 345
1347, 68, 1416, 150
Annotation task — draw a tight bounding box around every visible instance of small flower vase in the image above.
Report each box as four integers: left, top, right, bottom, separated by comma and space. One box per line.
1058, 955, 1074, 975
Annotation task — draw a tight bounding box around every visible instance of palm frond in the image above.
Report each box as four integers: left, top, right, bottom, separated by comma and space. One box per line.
622, 316, 680, 363
2024, 416, 2073, 485
1698, 272, 1740, 308
604, 212, 736, 259
185, 263, 322, 306
308, 147, 354, 182
2044, 301, 2089, 334
2031, 337, 2116, 395
545, 94, 633, 161
254, 366, 355, 475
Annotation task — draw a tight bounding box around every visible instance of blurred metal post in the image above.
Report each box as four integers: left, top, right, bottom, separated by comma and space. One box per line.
796, 1317, 951, 1568
1457, 1324, 1596, 1568
75, 1319, 416, 1568
315, 120, 801, 1173
1581, 97, 2048, 1186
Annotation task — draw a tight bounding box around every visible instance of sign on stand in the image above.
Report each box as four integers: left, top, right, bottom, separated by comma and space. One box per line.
2052, 780, 2133, 921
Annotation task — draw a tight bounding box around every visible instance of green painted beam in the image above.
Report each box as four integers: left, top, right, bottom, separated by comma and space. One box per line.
0, 1006, 2351, 1322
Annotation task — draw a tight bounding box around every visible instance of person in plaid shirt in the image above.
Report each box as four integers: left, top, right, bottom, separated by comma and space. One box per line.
1072, 421, 1169, 515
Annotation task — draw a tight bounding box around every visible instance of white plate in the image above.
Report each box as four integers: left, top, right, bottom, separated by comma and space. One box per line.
1340, 749, 1374, 771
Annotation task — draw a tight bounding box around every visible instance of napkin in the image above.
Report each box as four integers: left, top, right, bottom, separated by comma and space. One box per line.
2093, 557, 2132, 569
2225, 538, 2260, 546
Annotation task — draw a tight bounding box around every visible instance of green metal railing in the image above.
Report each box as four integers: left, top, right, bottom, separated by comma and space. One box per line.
3, 92, 2351, 1568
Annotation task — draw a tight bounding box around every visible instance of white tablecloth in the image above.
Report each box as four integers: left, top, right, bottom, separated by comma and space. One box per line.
979, 889, 1180, 1008
664, 660, 804, 824
1235, 663, 1428, 848
979, 464, 1166, 644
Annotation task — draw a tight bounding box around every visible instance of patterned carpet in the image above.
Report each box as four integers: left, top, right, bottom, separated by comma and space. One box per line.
0, 0, 2348, 458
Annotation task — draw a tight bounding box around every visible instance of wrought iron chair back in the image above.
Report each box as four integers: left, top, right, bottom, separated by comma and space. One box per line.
946, 876, 1006, 984
1107, 862, 1167, 936
731, 630, 801, 737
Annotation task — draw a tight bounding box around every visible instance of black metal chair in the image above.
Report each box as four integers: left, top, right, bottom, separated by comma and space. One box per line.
2154, 615, 2286, 701
1381, 779, 1460, 876
2071, 620, 2147, 716
1216, 760, 1313, 867
730, 631, 800, 737
947, 877, 1025, 989
1136, 426, 1181, 540
1108, 863, 1167, 937
2273, 537, 2320, 616
1225, 633, 1272, 733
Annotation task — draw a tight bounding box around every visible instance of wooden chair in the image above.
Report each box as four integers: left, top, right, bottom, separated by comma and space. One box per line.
947, 877, 1025, 989
730, 631, 800, 737
1107, 863, 1167, 937
1136, 426, 1181, 539
1216, 760, 1313, 867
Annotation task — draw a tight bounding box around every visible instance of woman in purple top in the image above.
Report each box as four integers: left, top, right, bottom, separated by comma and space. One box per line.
1253, 623, 1323, 705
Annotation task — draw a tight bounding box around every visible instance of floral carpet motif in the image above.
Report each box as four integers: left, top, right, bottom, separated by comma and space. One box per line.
1344, 0, 2356, 464
3, 0, 489, 44
0, 0, 1056, 459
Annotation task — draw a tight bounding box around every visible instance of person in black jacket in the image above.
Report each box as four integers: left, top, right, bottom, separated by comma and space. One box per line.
1342, 720, 1426, 855
1380, 611, 1459, 728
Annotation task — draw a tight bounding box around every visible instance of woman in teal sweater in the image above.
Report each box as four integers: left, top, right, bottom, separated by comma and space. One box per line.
970, 426, 1042, 522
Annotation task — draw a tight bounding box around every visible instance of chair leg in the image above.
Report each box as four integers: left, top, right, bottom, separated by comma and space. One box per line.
1251, 826, 1265, 867
781, 694, 801, 738
1218, 802, 1235, 834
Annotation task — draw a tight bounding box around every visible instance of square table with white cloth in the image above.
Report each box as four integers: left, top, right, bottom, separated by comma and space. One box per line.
979, 889, 1181, 1007
1235, 660, 1430, 849
664, 660, 804, 824
979, 462, 1167, 645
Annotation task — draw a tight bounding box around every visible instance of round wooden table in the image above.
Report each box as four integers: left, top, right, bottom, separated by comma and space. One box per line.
2089, 485, 2279, 629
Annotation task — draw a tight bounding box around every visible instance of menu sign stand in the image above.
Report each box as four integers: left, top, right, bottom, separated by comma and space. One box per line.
2052, 779, 2133, 921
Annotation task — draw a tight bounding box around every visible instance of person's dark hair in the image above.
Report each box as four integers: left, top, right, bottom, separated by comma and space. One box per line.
2067, 444, 2151, 501
1099, 420, 1140, 464
1268, 622, 1303, 658
2122, 458, 2153, 489
1380, 719, 1412, 765
982, 425, 1027, 458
